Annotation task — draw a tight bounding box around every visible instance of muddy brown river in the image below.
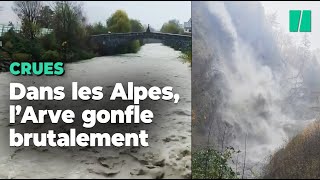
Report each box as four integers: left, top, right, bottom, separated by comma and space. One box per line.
0, 43, 191, 179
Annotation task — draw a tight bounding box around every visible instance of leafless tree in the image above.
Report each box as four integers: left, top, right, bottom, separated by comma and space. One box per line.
242, 133, 247, 179
204, 101, 215, 178
12, 1, 43, 39
221, 124, 227, 152
235, 152, 239, 175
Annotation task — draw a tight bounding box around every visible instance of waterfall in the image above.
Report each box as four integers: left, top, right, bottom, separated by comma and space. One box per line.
193, 1, 320, 177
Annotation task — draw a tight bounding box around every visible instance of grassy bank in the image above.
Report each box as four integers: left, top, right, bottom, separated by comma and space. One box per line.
263, 120, 320, 179
179, 50, 192, 66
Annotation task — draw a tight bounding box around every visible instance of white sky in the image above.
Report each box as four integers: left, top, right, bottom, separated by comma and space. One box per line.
0, 1, 191, 30
261, 1, 320, 50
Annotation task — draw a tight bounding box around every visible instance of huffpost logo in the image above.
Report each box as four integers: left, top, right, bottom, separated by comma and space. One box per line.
289, 10, 311, 32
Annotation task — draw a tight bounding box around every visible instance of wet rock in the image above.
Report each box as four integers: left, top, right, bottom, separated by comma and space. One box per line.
130, 168, 147, 176
172, 109, 191, 116
145, 165, 156, 169
120, 151, 149, 165
182, 171, 191, 179
162, 136, 179, 143
153, 159, 165, 167
149, 169, 165, 179
97, 156, 124, 169
88, 168, 119, 177
180, 149, 191, 157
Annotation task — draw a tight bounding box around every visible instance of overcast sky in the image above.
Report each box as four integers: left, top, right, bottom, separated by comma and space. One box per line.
0, 1, 191, 30
261, 1, 320, 50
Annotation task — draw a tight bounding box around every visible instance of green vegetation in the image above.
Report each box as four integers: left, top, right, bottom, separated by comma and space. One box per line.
0, 2, 149, 61
107, 10, 131, 33
38, 6, 54, 28
179, 50, 192, 66
263, 120, 320, 179
0, 1, 189, 62
86, 22, 108, 35
1, 1, 92, 62
12, 53, 32, 61
160, 19, 184, 34
159, 19, 191, 65
52, 1, 87, 52
12, 1, 42, 40
41, 50, 59, 62
192, 147, 240, 179
130, 19, 145, 32
105, 10, 143, 54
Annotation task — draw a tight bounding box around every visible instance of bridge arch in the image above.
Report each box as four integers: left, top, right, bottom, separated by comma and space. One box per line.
90, 31, 191, 55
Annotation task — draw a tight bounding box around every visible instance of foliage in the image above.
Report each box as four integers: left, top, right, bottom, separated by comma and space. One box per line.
179, 50, 192, 65
41, 50, 59, 61
263, 120, 320, 179
0, 51, 10, 60
130, 19, 145, 32
38, 6, 54, 28
107, 10, 131, 33
40, 33, 57, 51
12, 53, 32, 61
129, 19, 145, 46
160, 19, 184, 34
52, 1, 86, 50
86, 22, 108, 35
21, 20, 41, 40
72, 49, 95, 61
192, 147, 239, 179
8, 2, 187, 60
4, 41, 14, 50
13, 1, 43, 40
128, 40, 141, 53
104, 10, 143, 54
2, 29, 33, 54
28, 41, 43, 60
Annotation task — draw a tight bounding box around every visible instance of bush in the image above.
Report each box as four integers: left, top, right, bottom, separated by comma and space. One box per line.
2, 30, 27, 53
0, 51, 10, 60
12, 53, 32, 61
41, 50, 60, 61
79, 50, 95, 60
4, 41, 13, 50
179, 50, 192, 65
192, 147, 239, 179
30, 42, 43, 60
128, 40, 141, 53
263, 120, 320, 179
40, 33, 57, 51
105, 40, 141, 55
70, 49, 95, 61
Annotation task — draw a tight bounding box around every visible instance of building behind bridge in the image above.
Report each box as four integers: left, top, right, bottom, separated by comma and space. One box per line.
184, 18, 191, 33
0, 24, 53, 38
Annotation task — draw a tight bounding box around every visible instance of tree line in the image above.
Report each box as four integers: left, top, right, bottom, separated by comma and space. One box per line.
0, 1, 189, 62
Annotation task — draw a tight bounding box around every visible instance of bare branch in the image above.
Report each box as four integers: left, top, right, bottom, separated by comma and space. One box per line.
242, 133, 247, 179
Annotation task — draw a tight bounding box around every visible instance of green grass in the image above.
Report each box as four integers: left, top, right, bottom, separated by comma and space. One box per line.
179, 50, 192, 66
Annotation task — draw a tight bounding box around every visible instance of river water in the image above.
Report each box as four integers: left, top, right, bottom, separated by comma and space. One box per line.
0, 43, 191, 178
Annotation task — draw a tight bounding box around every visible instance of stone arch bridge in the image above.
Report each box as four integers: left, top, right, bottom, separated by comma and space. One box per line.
90, 31, 191, 55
